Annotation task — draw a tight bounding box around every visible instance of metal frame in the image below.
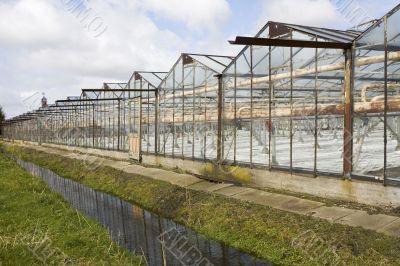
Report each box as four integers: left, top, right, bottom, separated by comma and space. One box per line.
229, 36, 352, 49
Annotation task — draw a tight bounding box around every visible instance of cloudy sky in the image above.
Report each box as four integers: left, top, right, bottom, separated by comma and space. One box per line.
0, 0, 398, 118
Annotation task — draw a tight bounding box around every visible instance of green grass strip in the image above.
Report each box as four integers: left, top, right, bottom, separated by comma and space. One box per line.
0, 149, 141, 265
4, 143, 400, 266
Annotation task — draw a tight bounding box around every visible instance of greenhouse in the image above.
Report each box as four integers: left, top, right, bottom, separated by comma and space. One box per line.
2, 4, 400, 186
157, 53, 234, 160
127, 71, 167, 158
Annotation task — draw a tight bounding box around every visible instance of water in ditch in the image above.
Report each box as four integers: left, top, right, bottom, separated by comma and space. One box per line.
13, 156, 271, 266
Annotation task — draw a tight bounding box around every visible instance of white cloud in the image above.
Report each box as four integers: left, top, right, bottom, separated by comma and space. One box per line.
0, 0, 234, 118
258, 0, 344, 28
138, 0, 230, 32
1, 0, 398, 120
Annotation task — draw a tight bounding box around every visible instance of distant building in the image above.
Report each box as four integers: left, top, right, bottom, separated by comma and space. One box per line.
41, 94, 48, 108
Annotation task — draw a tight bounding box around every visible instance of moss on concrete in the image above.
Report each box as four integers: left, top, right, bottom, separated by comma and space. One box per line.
201, 163, 252, 184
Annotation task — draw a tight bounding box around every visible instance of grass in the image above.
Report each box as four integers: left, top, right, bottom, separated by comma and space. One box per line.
4, 143, 400, 265
0, 149, 142, 265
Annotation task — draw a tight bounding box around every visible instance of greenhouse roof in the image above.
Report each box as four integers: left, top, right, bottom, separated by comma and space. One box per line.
103, 83, 127, 90
273, 22, 361, 42
133, 71, 168, 88
188, 54, 235, 73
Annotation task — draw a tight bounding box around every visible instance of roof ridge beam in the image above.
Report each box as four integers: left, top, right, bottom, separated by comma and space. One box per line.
229, 36, 352, 49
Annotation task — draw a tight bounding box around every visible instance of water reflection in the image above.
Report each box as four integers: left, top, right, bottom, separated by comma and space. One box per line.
13, 157, 271, 266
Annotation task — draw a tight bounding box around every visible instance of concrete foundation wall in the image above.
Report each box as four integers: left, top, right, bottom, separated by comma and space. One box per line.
142, 154, 400, 208
44, 144, 131, 161
11, 140, 130, 161
6, 140, 400, 208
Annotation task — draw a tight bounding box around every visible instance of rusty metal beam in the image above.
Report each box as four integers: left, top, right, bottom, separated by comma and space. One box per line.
56, 98, 123, 103
82, 89, 156, 92
229, 36, 352, 49
343, 49, 354, 178
384, 15, 389, 184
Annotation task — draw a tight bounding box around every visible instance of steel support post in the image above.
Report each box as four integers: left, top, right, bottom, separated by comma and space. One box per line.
289, 40, 293, 173
155, 90, 159, 154
217, 74, 223, 163
268, 46, 272, 169
384, 15, 388, 184
343, 48, 354, 178
117, 99, 121, 151
250, 46, 254, 166
314, 38, 319, 177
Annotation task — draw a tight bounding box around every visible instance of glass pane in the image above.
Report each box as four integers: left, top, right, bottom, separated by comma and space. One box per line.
183, 63, 195, 158
352, 22, 385, 179
292, 47, 316, 171
222, 63, 236, 163
251, 45, 269, 166
235, 49, 252, 164
271, 46, 291, 168
316, 49, 344, 174
386, 10, 400, 181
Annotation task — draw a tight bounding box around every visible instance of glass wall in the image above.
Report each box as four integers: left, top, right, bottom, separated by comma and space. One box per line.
158, 54, 230, 161
352, 20, 385, 179
2, 88, 131, 152
158, 66, 175, 156
351, 6, 400, 182
291, 45, 316, 171
129, 72, 165, 155
222, 25, 345, 174
222, 62, 236, 163
252, 45, 270, 166
270, 44, 291, 169
316, 48, 345, 174
386, 9, 400, 181
235, 48, 253, 164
